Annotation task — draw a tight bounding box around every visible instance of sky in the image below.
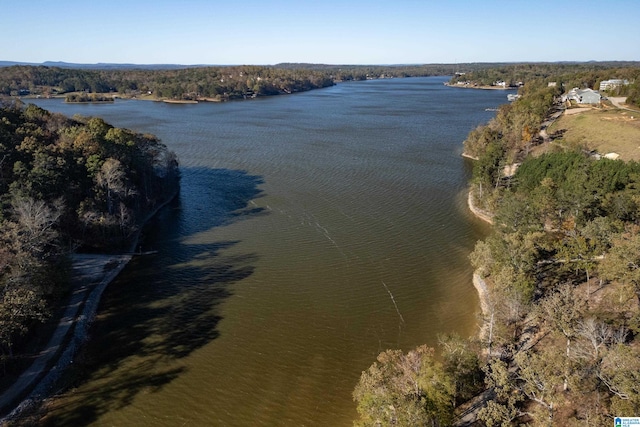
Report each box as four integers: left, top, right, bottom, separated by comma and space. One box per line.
3, 0, 639, 65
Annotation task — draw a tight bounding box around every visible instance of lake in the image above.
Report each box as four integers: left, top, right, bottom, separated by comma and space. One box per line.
30, 77, 506, 426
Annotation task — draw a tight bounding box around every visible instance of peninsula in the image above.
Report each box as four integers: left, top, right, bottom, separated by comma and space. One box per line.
0, 101, 180, 420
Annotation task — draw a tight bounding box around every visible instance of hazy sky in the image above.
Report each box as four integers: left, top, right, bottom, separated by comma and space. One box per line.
4, 0, 639, 65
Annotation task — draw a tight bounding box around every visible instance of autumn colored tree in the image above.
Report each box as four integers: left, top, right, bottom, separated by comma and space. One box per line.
0, 100, 179, 370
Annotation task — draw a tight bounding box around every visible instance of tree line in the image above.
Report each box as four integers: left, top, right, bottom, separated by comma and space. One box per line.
0, 65, 335, 100
0, 100, 179, 373
354, 67, 640, 426
0, 63, 469, 100
450, 62, 640, 108
0, 65, 338, 100
5, 62, 638, 103
273, 63, 467, 81
64, 93, 114, 103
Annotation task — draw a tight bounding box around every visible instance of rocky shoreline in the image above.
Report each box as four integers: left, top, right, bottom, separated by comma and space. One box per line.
472, 273, 491, 340
467, 190, 494, 225
467, 189, 493, 342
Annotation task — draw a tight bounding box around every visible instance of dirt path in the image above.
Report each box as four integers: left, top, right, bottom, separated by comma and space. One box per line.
0, 254, 131, 421
608, 96, 638, 112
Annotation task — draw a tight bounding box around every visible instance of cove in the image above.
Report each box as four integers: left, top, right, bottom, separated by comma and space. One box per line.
30, 77, 508, 426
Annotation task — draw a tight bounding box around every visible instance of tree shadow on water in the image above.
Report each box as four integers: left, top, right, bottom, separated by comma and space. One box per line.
39, 168, 266, 426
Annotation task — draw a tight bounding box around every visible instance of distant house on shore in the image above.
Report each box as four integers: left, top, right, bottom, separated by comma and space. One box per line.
599, 79, 630, 91
564, 88, 602, 105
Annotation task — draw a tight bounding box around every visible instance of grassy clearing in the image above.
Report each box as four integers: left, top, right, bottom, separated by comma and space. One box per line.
547, 106, 640, 160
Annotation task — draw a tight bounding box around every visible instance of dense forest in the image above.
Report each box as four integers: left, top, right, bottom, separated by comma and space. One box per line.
0, 63, 465, 101
0, 63, 485, 100
0, 65, 335, 100
4, 62, 638, 104
0, 100, 178, 372
354, 67, 640, 425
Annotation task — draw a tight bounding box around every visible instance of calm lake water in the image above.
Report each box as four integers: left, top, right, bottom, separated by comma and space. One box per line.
30, 77, 506, 426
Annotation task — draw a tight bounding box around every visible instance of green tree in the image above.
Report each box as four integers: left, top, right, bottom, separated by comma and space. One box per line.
438, 334, 484, 406
0, 276, 47, 360
353, 345, 455, 426
479, 359, 523, 427
599, 225, 640, 287
489, 265, 533, 349
538, 283, 586, 392
473, 140, 506, 194
598, 344, 640, 415
514, 348, 566, 424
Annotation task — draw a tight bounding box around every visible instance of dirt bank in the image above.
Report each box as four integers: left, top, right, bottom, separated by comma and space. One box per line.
467, 191, 494, 225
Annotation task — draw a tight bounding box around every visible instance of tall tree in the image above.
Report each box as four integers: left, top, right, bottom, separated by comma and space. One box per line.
353, 345, 455, 427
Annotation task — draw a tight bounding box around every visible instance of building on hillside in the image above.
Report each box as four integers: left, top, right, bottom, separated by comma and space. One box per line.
599, 79, 630, 91
564, 88, 602, 105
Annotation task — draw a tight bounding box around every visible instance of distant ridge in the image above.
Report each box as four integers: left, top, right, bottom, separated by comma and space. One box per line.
0, 61, 215, 70
1, 60, 638, 71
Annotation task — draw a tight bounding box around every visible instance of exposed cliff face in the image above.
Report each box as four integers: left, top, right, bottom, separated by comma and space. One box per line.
467, 191, 494, 225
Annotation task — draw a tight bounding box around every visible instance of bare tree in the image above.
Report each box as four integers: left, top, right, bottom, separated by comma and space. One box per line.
96, 158, 127, 215
538, 283, 586, 391
11, 197, 63, 259
573, 318, 626, 361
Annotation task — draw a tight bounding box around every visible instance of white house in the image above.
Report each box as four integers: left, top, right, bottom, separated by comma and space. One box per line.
599, 79, 630, 91
564, 88, 602, 105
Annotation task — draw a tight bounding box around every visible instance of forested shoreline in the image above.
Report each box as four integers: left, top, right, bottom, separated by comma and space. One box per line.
3, 61, 639, 104
0, 65, 334, 101
3, 61, 640, 425
0, 63, 457, 102
0, 63, 473, 101
0, 100, 179, 378
353, 65, 640, 426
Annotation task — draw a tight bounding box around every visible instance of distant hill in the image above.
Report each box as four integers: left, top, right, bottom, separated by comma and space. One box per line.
3, 60, 638, 72
0, 61, 214, 70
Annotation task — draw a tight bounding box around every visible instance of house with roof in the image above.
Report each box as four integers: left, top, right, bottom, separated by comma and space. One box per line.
563, 88, 602, 105
599, 79, 630, 91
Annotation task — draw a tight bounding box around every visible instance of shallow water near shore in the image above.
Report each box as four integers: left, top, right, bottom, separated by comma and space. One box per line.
30, 77, 506, 426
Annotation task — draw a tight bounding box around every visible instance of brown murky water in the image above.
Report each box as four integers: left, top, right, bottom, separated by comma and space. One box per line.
31, 77, 508, 426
